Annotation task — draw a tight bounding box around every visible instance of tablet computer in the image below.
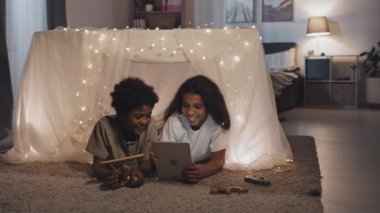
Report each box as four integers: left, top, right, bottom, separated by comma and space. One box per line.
152, 142, 191, 181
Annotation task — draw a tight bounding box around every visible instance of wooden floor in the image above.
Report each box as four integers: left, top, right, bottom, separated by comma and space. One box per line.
280, 107, 380, 213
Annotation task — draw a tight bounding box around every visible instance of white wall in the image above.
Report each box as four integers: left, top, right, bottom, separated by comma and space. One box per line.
66, 0, 380, 73
192, 0, 380, 73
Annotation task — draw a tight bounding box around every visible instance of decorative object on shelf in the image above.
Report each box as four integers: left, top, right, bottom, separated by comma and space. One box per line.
166, 0, 182, 12
262, 0, 293, 22
225, 0, 255, 24
134, 0, 146, 11
145, 0, 155, 10
153, 0, 162, 11
145, 3, 153, 11
306, 16, 330, 56
359, 41, 380, 104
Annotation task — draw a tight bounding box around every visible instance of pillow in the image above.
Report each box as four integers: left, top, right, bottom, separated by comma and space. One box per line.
265, 48, 296, 72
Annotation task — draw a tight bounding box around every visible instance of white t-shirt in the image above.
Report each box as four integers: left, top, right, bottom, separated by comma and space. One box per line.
160, 113, 228, 162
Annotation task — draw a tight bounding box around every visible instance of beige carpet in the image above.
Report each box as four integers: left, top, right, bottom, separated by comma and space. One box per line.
0, 136, 322, 213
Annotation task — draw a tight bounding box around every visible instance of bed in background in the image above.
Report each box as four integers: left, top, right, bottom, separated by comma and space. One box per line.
263, 42, 304, 113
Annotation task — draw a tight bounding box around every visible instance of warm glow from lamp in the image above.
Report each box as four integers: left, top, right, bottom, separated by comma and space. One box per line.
306, 16, 330, 55
306, 16, 330, 37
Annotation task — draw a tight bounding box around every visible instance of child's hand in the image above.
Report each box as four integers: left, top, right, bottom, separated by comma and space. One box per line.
125, 169, 145, 188
182, 162, 201, 183
103, 164, 123, 190
149, 151, 158, 163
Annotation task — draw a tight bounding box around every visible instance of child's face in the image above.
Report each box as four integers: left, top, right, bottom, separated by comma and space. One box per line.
181, 93, 207, 130
123, 105, 153, 135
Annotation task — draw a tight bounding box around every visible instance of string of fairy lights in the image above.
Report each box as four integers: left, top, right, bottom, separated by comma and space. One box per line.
55, 25, 292, 164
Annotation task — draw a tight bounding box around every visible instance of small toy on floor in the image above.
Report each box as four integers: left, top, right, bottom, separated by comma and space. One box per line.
244, 175, 271, 186
210, 185, 248, 195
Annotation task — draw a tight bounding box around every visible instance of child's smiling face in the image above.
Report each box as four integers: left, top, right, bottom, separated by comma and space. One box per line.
181, 93, 207, 130
123, 105, 153, 136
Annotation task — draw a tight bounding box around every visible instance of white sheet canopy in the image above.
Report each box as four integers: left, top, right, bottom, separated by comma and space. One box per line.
2, 27, 292, 170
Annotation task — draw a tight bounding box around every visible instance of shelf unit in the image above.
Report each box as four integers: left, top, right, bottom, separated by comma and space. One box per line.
131, 1, 182, 29
304, 55, 359, 108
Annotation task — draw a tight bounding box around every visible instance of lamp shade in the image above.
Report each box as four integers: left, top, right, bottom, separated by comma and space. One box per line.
307, 16, 330, 36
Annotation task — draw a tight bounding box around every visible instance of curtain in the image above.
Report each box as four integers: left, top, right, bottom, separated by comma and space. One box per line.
0, 0, 12, 141
2, 28, 292, 171
6, 0, 47, 108
0, 0, 12, 152
3, 0, 65, 149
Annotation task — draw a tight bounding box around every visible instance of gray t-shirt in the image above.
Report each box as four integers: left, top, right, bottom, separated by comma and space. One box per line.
86, 115, 158, 162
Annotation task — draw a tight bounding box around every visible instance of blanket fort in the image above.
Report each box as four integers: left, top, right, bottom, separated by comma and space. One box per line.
2, 28, 292, 170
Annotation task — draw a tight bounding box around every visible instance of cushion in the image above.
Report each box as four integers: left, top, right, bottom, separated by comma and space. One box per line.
265, 47, 296, 72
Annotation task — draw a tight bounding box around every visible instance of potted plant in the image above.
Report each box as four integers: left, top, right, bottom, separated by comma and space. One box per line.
359, 41, 380, 104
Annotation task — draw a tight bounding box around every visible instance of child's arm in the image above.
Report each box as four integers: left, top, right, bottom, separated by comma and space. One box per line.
183, 149, 225, 183
91, 156, 123, 189
92, 156, 145, 189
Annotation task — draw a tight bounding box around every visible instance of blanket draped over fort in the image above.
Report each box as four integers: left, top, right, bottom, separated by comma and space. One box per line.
2, 28, 292, 170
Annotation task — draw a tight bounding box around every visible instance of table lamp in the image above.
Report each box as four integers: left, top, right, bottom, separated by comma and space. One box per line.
307, 16, 330, 56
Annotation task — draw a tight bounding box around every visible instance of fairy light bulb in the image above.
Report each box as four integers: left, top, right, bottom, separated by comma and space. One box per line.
233, 56, 241, 63
219, 60, 225, 66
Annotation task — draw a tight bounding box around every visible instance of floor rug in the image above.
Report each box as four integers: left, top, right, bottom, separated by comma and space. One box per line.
0, 136, 322, 213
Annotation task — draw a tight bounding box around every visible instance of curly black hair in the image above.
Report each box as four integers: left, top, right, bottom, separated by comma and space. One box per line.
111, 77, 158, 116
164, 75, 230, 130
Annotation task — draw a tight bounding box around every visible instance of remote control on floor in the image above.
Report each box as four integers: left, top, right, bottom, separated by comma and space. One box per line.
244, 175, 271, 186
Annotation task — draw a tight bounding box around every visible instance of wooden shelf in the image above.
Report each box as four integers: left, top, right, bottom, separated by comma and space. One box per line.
304, 55, 359, 108
131, 2, 182, 29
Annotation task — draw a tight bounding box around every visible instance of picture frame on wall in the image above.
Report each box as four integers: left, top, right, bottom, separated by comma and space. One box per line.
262, 0, 294, 22
225, 0, 255, 24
